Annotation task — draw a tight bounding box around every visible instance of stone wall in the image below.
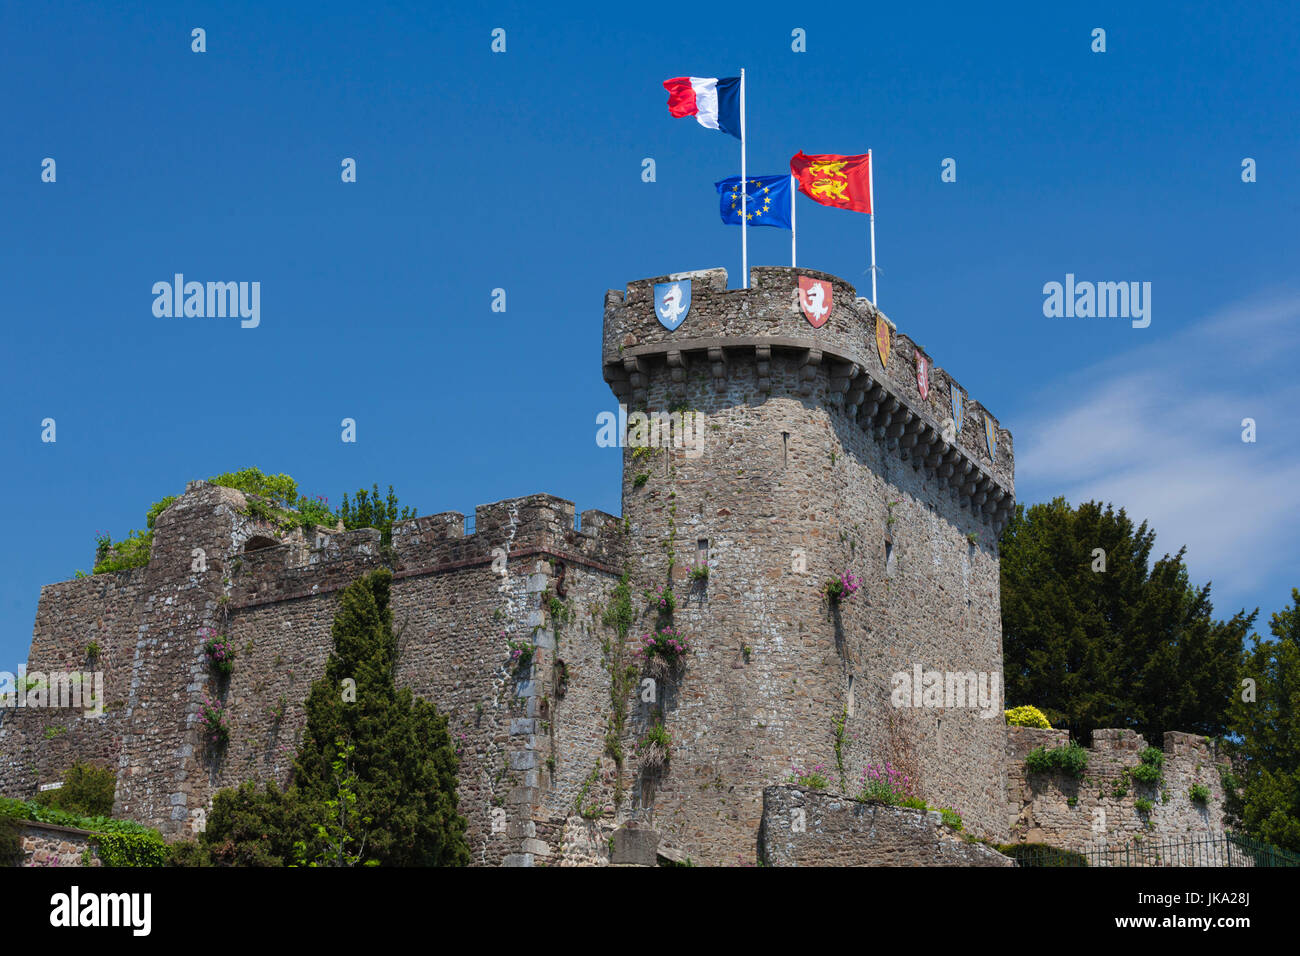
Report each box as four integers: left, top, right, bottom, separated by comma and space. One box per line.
1005, 725, 1231, 854
17, 822, 101, 867
1, 482, 625, 865
759, 785, 1013, 866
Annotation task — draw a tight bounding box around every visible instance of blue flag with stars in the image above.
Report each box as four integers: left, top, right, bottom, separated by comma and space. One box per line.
714, 174, 793, 229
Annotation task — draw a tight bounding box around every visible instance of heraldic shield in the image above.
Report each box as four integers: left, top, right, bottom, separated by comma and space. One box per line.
916, 353, 930, 400
875, 316, 891, 368
654, 279, 691, 331
797, 276, 832, 328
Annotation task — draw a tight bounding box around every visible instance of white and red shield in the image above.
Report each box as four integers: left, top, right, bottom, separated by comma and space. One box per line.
916, 353, 930, 400
797, 276, 832, 328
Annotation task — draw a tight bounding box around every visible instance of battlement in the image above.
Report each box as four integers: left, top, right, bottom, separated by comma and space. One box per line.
603, 265, 1014, 529
61, 484, 625, 614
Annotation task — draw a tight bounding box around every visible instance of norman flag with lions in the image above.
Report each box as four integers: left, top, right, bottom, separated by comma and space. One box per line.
790, 151, 873, 214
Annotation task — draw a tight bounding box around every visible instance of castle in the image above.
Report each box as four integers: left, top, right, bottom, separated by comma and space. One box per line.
0, 266, 1231, 865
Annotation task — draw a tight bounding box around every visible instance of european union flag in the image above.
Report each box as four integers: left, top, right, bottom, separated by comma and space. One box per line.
714, 174, 793, 229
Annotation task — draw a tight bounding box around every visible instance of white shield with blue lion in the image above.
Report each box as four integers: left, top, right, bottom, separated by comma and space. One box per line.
654, 279, 691, 331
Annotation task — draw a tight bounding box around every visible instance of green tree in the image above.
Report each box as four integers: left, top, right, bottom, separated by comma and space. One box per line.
293, 738, 376, 867
177, 568, 469, 866
1000, 498, 1254, 743
339, 484, 416, 547
293, 568, 468, 865
1224, 589, 1300, 851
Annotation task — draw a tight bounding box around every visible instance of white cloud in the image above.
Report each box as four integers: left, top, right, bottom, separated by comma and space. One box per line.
1014, 293, 1300, 616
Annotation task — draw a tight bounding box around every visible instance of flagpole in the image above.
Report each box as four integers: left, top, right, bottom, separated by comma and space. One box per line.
790, 173, 796, 266
868, 148, 877, 307
740, 68, 748, 289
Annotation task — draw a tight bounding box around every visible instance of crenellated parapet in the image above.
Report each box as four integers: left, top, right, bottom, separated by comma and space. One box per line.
602, 265, 1014, 529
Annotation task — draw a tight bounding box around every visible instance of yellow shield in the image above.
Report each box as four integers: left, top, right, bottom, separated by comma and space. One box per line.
875, 318, 890, 368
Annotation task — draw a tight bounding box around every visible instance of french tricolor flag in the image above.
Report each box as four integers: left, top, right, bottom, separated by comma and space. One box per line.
663, 76, 741, 139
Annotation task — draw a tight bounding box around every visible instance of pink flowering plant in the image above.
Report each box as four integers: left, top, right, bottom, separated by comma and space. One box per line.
199, 696, 229, 747
855, 762, 916, 805
787, 763, 832, 790
202, 632, 236, 677
823, 570, 861, 604
506, 635, 534, 672
635, 626, 689, 670
643, 582, 676, 615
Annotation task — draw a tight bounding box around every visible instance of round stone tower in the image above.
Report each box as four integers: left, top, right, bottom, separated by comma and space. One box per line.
602, 266, 1015, 864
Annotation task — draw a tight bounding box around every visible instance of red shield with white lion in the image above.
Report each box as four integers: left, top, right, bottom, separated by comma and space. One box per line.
797, 276, 832, 329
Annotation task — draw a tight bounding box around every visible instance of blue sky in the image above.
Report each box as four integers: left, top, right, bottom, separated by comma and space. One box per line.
1, 0, 1297, 666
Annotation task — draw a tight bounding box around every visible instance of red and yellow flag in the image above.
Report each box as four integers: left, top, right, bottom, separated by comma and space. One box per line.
790, 151, 872, 214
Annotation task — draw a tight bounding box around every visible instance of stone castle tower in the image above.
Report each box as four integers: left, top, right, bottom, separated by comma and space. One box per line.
603, 266, 1015, 859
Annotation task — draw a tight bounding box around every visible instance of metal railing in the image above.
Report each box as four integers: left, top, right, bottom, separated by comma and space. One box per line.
1007, 833, 1300, 867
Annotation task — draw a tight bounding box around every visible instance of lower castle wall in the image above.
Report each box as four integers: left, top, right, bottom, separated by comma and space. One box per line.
758, 785, 1013, 866
1005, 726, 1231, 855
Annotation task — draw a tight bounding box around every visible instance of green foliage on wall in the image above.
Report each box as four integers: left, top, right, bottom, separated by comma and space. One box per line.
88, 469, 418, 575
1024, 741, 1089, 778
0, 796, 166, 867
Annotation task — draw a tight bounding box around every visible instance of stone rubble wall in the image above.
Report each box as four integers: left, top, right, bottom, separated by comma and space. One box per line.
759, 785, 1013, 866
1005, 725, 1231, 854
18, 822, 101, 867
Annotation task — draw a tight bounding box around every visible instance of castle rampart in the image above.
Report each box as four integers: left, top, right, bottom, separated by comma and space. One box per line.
0, 482, 627, 866
1005, 725, 1231, 856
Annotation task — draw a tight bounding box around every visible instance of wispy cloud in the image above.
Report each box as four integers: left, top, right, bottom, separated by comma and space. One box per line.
1015, 293, 1300, 617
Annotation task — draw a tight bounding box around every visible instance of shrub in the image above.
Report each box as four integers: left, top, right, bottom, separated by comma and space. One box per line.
1135, 797, 1154, 814
635, 723, 672, 771
939, 807, 963, 831
1189, 783, 1211, 805
33, 761, 116, 818
823, 571, 861, 604
633, 473, 649, 488
997, 842, 1089, 867
855, 762, 915, 805
635, 627, 689, 671
92, 831, 169, 867
1005, 705, 1052, 729
0, 815, 23, 867
203, 633, 236, 677
506, 638, 534, 671
1130, 747, 1165, 785
1025, 742, 1089, 778
787, 764, 831, 790
199, 697, 229, 747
